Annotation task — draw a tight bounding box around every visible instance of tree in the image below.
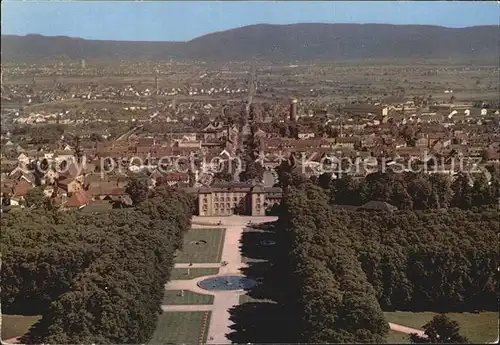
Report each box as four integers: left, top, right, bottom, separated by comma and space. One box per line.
125, 177, 149, 205
89, 132, 103, 142
279, 186, 389, 343
451, 173, 473, 209
2, 192, 11, 206
24, 186, 46, 208
410, 314, 468, 343
30, 159, 49, 186
240, 159, 264, 183
5, 186, 192, 344
480, 149, 491, 162
187, 169, 196, 187
318, 173, 333, 190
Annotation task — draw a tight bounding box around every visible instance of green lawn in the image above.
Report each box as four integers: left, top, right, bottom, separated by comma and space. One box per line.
170, 267, 219, 280
386, 330, 411, 344
1, 315, 41, 340
175, 228, 226, 263
149, 311, 211, 344
384, 311, 498, 343
239, 294, 277, 305
163, 290, 214, 305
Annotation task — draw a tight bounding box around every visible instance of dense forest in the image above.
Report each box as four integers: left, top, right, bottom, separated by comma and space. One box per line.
236, 157, 500, 343
1, 185, 192, 344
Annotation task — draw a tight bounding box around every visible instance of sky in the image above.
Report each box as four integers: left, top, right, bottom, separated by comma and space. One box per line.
2, 1, 499, 42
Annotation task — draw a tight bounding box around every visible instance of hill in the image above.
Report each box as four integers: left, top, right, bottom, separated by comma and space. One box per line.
2, 24, 498, 61
0, 34, 182, 61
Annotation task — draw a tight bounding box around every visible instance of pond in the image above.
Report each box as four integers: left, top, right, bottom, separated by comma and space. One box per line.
197, 276, 257, 291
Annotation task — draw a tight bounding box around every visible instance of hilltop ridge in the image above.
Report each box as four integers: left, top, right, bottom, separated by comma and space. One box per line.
2, 23, 498, 61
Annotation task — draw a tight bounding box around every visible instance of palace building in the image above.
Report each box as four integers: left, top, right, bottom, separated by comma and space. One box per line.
187, 182, 282, 216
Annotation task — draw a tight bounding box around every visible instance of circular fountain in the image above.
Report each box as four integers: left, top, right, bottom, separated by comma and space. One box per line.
198, 276, 257, 291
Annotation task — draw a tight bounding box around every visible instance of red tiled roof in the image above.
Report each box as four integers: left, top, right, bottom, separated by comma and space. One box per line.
12, 179, 31, 197
90, 184, 125, 197
66, 190, 91, 208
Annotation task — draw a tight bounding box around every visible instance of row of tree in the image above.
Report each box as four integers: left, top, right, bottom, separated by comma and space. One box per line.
2, 185, 192, 343
276, 184, 389, 342
276, 159, 499, 210
270, 181, 497, 342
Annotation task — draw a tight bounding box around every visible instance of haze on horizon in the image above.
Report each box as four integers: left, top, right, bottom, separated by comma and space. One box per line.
1, 1, 499, 42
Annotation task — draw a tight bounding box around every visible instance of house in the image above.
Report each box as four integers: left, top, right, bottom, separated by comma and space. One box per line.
195, 182, 282, 216
361, 134, 379, 149
202, 121, 224, 132
65, 190, 91, 209
57, 177, 83, 194
8, 163, 31, 179
176, 140, 202, 148
59, 162, 85, 183
298, 132, 315, 140
334, 137, 358, 149
415, 137, 429, 148
343, 104, 389, 117
160, 172, 190, 186
17, 153, 30, 166
11, 178, 32, 198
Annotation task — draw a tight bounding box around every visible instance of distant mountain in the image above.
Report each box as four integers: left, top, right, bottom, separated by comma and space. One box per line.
2, 24, 498, 61
1, 34, 182, 61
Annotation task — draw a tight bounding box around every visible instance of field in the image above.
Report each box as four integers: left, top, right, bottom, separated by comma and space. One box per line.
163, 290, 214, 305
1, 315, 41, 340
384, 311, 498, 343
149, 311, 211, 344
170, 267, 219, 280
386, 330, 411, 343
174, 228, 226, 263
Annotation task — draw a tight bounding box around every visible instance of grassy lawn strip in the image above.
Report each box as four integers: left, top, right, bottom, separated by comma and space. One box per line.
239, 294, 277, 305
149, 311, 210, 344
1, 315, 41, 340
163, 290, 214, 305
201, 311, 211, 343
384, 311, 498, 343
386, 330, 411, 344
175, 228, 225, 263
170, 267, 219, 280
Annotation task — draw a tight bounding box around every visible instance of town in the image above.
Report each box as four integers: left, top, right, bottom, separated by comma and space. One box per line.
1, 2, 499, 344
2, 60, 499, 213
